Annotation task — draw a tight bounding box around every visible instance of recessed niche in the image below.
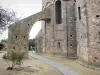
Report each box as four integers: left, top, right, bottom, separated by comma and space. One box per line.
70, 44, 72, 46
13, 47, 15, 49
96, 15, 99, 18
28, 24, 30, 26
16, 36, 17, 38
70, 35, 72, 37
24, 47, 26, 49
99, 32, 100, 35
78, 7, 81, 20
55, 0, 62, 24
74, 0, 76, 2
57, 42, 61, 48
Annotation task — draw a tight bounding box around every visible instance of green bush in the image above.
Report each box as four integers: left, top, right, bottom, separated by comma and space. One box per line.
3, 52, 24, 70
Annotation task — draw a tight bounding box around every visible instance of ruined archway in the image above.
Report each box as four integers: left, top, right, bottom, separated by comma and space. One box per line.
28, 21, 42, 52
8, 8, 51, 58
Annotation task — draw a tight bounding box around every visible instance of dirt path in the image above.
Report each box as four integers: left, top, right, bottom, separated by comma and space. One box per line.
0, 52, 62, 75
29, 51, 80, 75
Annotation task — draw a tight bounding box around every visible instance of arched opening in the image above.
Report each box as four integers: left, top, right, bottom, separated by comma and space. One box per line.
29, 21, 42, 52
55, 0, 62, 24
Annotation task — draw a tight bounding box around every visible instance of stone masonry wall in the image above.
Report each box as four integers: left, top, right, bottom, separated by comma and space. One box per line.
86, 0, 100, 67
8, 8, 51, 58
42, 0, 77, 58
76, 0, 89, 62
66, 0, 77, 58
8, 0, 100, 68
42, 0, 54, 54
76, 0, 100, 68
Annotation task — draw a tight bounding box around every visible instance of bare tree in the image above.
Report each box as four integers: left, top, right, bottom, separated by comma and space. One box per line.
0, 6, 18, 34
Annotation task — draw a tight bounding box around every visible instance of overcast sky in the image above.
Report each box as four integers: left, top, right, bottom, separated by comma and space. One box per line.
0, 0, 42, 40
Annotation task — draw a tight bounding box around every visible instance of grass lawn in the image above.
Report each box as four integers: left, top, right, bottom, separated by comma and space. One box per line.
44, 55, 100, 75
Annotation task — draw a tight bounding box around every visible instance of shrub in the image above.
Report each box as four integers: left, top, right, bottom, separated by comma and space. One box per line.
2, 52, 24, 70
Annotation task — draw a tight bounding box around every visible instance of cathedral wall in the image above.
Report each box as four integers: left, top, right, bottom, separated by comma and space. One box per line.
76, 0, 100, 68
54, 0, 67, 54
86, 0, 100, 67
76, 0, 89, 62
42, 0, 77, 58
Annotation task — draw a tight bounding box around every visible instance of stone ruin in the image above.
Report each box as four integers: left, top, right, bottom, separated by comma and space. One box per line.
8, 0, 100, 68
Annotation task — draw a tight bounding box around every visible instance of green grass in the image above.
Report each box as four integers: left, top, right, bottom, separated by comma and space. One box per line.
44, 55, 100, 75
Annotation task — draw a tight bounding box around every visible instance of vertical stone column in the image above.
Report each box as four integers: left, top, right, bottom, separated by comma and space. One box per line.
42, 0, 55, 54
66, 0, 77, 58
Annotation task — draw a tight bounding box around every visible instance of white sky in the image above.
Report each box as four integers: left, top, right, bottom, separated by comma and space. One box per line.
0, 0, 42, 40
